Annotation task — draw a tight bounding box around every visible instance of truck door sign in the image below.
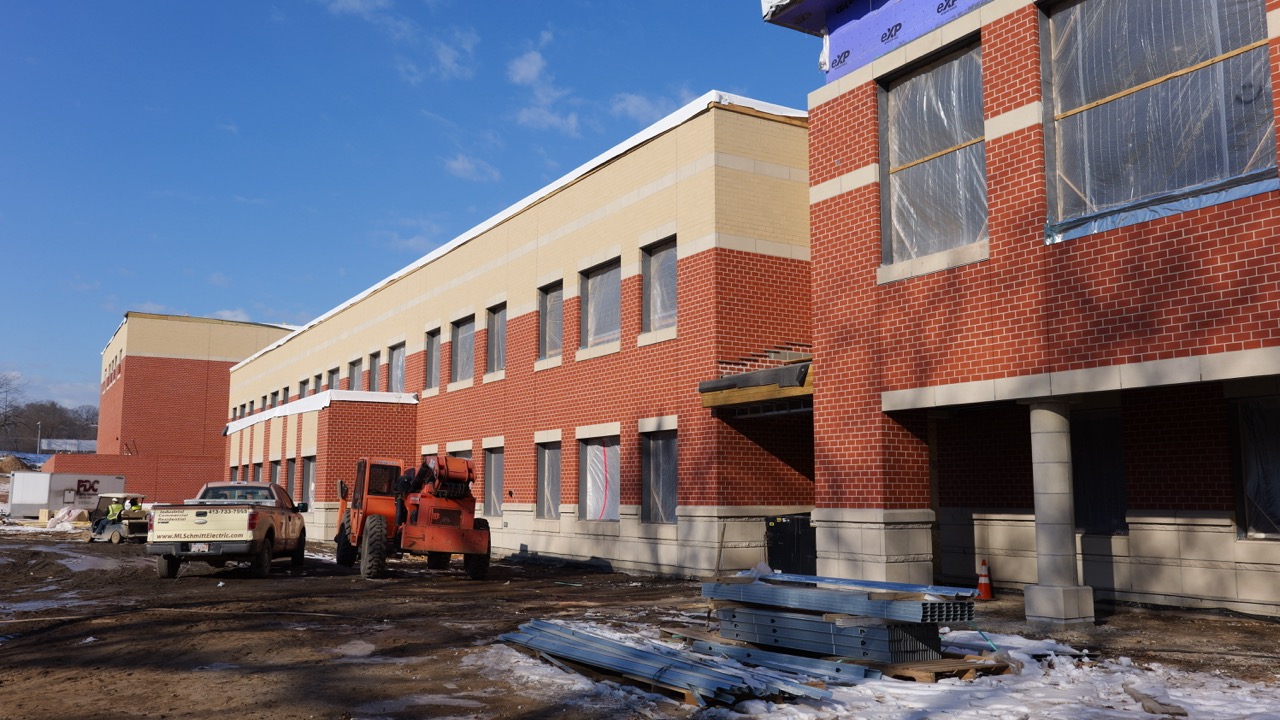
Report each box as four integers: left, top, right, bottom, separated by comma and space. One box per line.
77, 479, 100, 494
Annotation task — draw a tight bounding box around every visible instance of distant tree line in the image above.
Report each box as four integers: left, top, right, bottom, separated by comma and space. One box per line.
0, 372, 98, 453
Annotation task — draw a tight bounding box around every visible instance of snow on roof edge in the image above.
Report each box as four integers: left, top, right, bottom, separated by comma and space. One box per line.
231, 90, 806, 373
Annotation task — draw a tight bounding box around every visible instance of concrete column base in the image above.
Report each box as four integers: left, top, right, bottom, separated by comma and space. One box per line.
1025, 584, 1096, 625
812, 508, 935, 584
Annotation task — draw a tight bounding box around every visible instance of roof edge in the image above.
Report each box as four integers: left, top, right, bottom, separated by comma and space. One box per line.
231, 90, 806, 373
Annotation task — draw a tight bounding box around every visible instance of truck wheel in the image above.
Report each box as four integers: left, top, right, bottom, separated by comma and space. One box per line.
426, 552, 450, 569
251, 537, 273, 578
335, 511, 357, 567
464, 518, 491, 580
109, 530, 122, 545
360, 515, 388, 579
157, 555, 180, 579
292, 530, 307, 567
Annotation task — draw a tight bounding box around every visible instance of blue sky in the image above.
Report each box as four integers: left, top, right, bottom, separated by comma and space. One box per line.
0, 1, 820, 409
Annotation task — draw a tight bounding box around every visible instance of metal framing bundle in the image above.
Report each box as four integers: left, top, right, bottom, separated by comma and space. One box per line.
501, 619, 831, 705
717, 606, 942, 663
703, 582, 975, 623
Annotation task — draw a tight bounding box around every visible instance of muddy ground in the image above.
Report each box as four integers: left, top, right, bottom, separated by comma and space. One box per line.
1, 527, 1278, 720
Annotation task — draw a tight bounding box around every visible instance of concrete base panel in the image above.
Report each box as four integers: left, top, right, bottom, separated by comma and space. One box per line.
1025, 584, 1095, 625
813, 508, 936, 584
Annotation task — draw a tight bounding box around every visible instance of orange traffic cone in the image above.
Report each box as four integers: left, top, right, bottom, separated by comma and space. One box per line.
976, 559, 994, 600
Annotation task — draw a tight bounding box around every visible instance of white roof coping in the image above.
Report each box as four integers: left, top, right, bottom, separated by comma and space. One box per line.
230, 90, 805, 373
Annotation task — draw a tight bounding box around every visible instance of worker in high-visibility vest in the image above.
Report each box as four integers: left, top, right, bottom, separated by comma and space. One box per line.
93, 498, 125, 534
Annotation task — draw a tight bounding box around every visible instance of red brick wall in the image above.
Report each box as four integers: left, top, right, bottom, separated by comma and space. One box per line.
377, 248, 819, 514
42, 453, 224, 503
1125, 385, 1234, 512
97, 365, 125, 454
110, 356, 235, 457
936, 405, 1033, 509
809, 6, 1280, 511
314, 401, 418, 503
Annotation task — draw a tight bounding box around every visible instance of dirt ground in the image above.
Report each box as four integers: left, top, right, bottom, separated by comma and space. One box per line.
2, 528, 1278, 720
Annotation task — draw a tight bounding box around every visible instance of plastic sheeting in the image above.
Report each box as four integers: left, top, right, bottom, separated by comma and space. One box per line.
581, 263, 620, 348
487, 305, 506, 373
539, 284, 563, 359
451, 317, 475, 382
536, 442, 561, 520
484, 448, 504, 517
580, 437, 619, 521
389, 344, 405, 393
1239, 397, 1280, 536
642, 430, 677, 524
644, 241, 677, 332
886, 44, 986, 264
425, 331, 440, 389
1048, 0, 1275, 232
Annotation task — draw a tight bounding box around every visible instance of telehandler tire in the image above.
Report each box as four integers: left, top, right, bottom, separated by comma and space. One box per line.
335, 511, 357, 567
360, 515, 388, 579
463, 518, 491, 580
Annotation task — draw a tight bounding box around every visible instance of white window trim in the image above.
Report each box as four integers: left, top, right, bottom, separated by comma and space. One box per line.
446, 440, 472, 454
575, 422, 621, 440
534, 355, 563, 372
482, 435, 505, 449
638, 415, 678, 433
575, 340, 621, 362
637, 326, 678, 347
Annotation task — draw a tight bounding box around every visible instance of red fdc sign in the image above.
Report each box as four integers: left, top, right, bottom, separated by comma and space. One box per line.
77, 479, 100, 494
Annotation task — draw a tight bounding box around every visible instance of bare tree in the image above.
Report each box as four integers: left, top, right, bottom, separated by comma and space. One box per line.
0, 371, 24, 436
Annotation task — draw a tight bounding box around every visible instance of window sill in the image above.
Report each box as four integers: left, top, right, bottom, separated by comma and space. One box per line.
534, 355, 563, 372
576, 519, 622, 535
876, 238, 989, 285
421, 386, 440, 398
637, 326, 677, 347
575, 340, 621, 362
483, 369, 505, 384
447, 378, 474, 392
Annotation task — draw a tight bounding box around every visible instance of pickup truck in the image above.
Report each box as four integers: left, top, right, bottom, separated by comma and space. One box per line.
145, 481, 308, 579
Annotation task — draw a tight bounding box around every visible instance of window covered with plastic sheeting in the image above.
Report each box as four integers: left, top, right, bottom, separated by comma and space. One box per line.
424, 330, 440, 389
487, 304, 506, 373
643, 239, 677, 332
885, 43, 986, 265
368, 352, 381, 392
1238, 397, 1280, 538
484, 447, 504, 517
451, 316, 475, 382
642, 430, 677, 524
389, 344, 405, 393
536, 442, 561, 519
1048, 0, 1275, 238
348, 359, 363, 391
580, 261, 621, 348
579, 436, 620, 521
539, 283, 563, 359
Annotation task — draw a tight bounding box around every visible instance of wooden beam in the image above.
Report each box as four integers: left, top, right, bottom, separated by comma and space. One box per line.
700, 366, 814, 409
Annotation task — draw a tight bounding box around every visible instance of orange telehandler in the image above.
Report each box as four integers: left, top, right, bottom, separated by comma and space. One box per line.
334, 455, 490, 579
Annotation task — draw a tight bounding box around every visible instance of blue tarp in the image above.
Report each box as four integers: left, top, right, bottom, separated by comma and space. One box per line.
0, 452, 52, 469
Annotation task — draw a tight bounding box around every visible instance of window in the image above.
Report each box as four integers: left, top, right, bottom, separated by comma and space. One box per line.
253, 463, 262, 482
425, 330, 441, 389
301, 456, 315, 505
239, 403, 246, 418
282, 386, 289, 403
299, 379, 309, 398
536, 442, 561, 519
389, 344, 405, 393
578, 436, 619, 521
249, 400, 255, 415
261, 395, 267, 411
486, 304, 507, 374
369, 352, 381, 392
484, 447, 504, 516
642, 430, 678, 524
642, 239, 677, 332
286, 458, 296, 497
1237, 397, 1280, 538
349, 359, 363, 391
327, 368, 340, 392
451, 316, 475, 383
580, 260, 621, 348
270, 461, 280, 484
538, 282, 563, 360
313, 374, 322, 395
884, 42, 985, 264
230, 466, 238, 482
1047, 0, 1274, 239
